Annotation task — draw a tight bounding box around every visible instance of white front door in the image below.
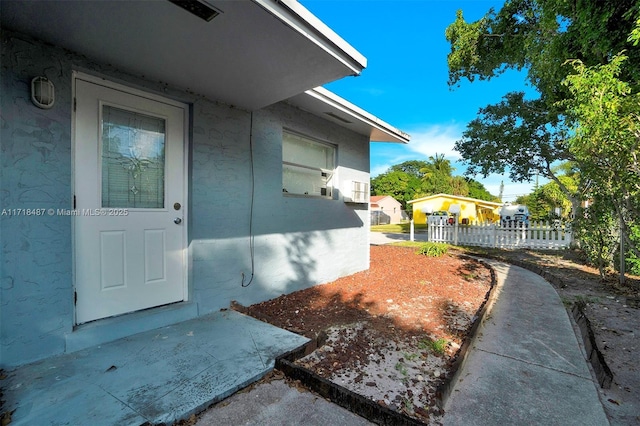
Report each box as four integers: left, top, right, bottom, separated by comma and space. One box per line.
74, 75, 187, 324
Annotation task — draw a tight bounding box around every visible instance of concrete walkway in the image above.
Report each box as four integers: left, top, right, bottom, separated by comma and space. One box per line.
442, 259, 608, 425
369, 230, 428, 245
2, 310, 309, 425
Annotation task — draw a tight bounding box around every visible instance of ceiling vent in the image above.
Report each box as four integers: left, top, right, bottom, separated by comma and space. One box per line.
168, 0, 220, 22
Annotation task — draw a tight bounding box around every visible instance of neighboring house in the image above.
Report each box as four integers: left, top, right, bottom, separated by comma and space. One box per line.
370, 196, 405, 224
408, 194, 502, 224
0, 0, 409, 368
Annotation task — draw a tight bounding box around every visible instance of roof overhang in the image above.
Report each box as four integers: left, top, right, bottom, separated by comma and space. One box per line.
288, 87, 410, 143
0, 0, 366, 110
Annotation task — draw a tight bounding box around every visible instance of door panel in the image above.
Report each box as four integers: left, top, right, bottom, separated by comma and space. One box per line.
144, 229, 166, 283
74, 77, 186, 324
100, 230, 126, 290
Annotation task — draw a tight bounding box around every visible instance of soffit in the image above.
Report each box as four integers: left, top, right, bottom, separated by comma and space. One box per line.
287, 87, 410, 143
0, 0, 366, 110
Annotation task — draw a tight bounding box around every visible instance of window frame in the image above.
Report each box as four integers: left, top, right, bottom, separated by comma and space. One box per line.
282, 129, 336, 199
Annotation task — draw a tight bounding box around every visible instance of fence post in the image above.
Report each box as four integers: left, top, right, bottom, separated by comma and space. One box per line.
454, 218, 458, 245
410, 219, 414, 242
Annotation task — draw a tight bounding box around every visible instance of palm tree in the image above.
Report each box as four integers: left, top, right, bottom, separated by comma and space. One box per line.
420, 153, 454, 194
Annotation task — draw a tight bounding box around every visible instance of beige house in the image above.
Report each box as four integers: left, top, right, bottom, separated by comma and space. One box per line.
370, 195, 405, 224
408, 194, 502, 225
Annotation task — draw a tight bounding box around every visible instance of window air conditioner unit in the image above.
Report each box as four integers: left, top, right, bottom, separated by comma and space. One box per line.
343, 180, 369, 203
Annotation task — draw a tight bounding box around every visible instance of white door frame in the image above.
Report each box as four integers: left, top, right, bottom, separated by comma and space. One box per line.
71, 71, 189, 325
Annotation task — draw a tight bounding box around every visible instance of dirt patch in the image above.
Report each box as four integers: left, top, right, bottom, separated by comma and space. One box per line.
237, 245, 493, 423
234, 244, 640, 425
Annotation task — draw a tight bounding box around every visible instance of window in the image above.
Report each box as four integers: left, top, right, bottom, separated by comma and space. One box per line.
282, 131, 335, 197
101, 105, 166, 208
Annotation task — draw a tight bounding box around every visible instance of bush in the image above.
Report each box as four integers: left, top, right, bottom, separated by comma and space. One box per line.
417, 242, 449, 257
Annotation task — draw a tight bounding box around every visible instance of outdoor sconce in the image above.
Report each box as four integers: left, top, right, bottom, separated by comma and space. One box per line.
31, 76, 55, 109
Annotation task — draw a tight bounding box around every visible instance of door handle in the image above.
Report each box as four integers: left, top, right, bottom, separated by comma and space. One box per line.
174, 217, 182, 224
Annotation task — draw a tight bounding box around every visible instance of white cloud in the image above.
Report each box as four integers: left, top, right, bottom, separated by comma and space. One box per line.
370, 163, 393, 177
370, 123, 463, 177
404, 124, 463, 162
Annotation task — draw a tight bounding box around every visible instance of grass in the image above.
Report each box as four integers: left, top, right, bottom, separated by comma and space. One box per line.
574, 295, 600, 307
370, 223, 427, 233
416, 242, 449, 257
403, 352, 419, 361
389, 241, 450, 257
463, 272, 477, 281
391, 241, 427, 248
402, 397, 414, 412
419, 338, 448, 355
394, 362, 408, 376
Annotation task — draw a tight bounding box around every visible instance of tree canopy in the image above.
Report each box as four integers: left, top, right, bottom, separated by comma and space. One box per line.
371, 157, 499, 210
447, 0, 640, 214
446, 1, 640, 277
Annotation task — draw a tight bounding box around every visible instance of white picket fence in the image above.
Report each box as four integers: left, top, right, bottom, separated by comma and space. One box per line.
427, 220, 573, 249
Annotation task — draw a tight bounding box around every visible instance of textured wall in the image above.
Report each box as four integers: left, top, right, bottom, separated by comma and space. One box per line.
1, 30, 370, 367
1, 34, 75, 366
190, 101, 371, 313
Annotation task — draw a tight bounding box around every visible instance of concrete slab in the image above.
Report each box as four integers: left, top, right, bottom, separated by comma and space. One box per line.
369, 231, 428, 245
443, 260, 609, 426
195, 378, 373, 426
472, 263, 593, 377
3, 310, 309, 425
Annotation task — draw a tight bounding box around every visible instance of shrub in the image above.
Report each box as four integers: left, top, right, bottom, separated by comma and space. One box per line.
419, 337, 448, 355
417, 242, 449, 257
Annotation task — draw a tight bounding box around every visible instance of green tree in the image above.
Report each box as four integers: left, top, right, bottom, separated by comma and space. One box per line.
467, 178, 498, 201
420, 153, 455, 194
562, 32, 640, 277
370, 170, 421, 210
450, 176, 470, 196
446, 0, 640, 216
389, 160, 429, 178
372, 158, 500, 208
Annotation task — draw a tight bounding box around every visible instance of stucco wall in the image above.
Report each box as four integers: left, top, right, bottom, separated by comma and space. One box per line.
1, 33, 75, 367
190, 100, 370, 313
411, 197, 478, 224
1, 31, 370, 367
372, 197, 404, 224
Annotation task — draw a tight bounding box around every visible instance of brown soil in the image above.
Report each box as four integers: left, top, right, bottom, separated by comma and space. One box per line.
239, 244, 640, 425
240, 245, 493, 423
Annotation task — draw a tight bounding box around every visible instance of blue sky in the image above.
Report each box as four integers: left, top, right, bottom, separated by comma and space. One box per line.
300, 0, 543, 201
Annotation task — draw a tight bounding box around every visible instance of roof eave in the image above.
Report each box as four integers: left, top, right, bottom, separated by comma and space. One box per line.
300, 87, 410, 143
256, 0, 367, 75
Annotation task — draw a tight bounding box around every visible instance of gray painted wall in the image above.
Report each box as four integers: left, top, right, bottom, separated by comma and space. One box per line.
1, 31, 370, 368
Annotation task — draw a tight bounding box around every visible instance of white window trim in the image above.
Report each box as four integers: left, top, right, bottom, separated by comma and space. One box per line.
282, 129, 336, 199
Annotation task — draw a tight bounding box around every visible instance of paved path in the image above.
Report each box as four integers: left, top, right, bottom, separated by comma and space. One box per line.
2, 311, 309, 425
442, 259, 609, 425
